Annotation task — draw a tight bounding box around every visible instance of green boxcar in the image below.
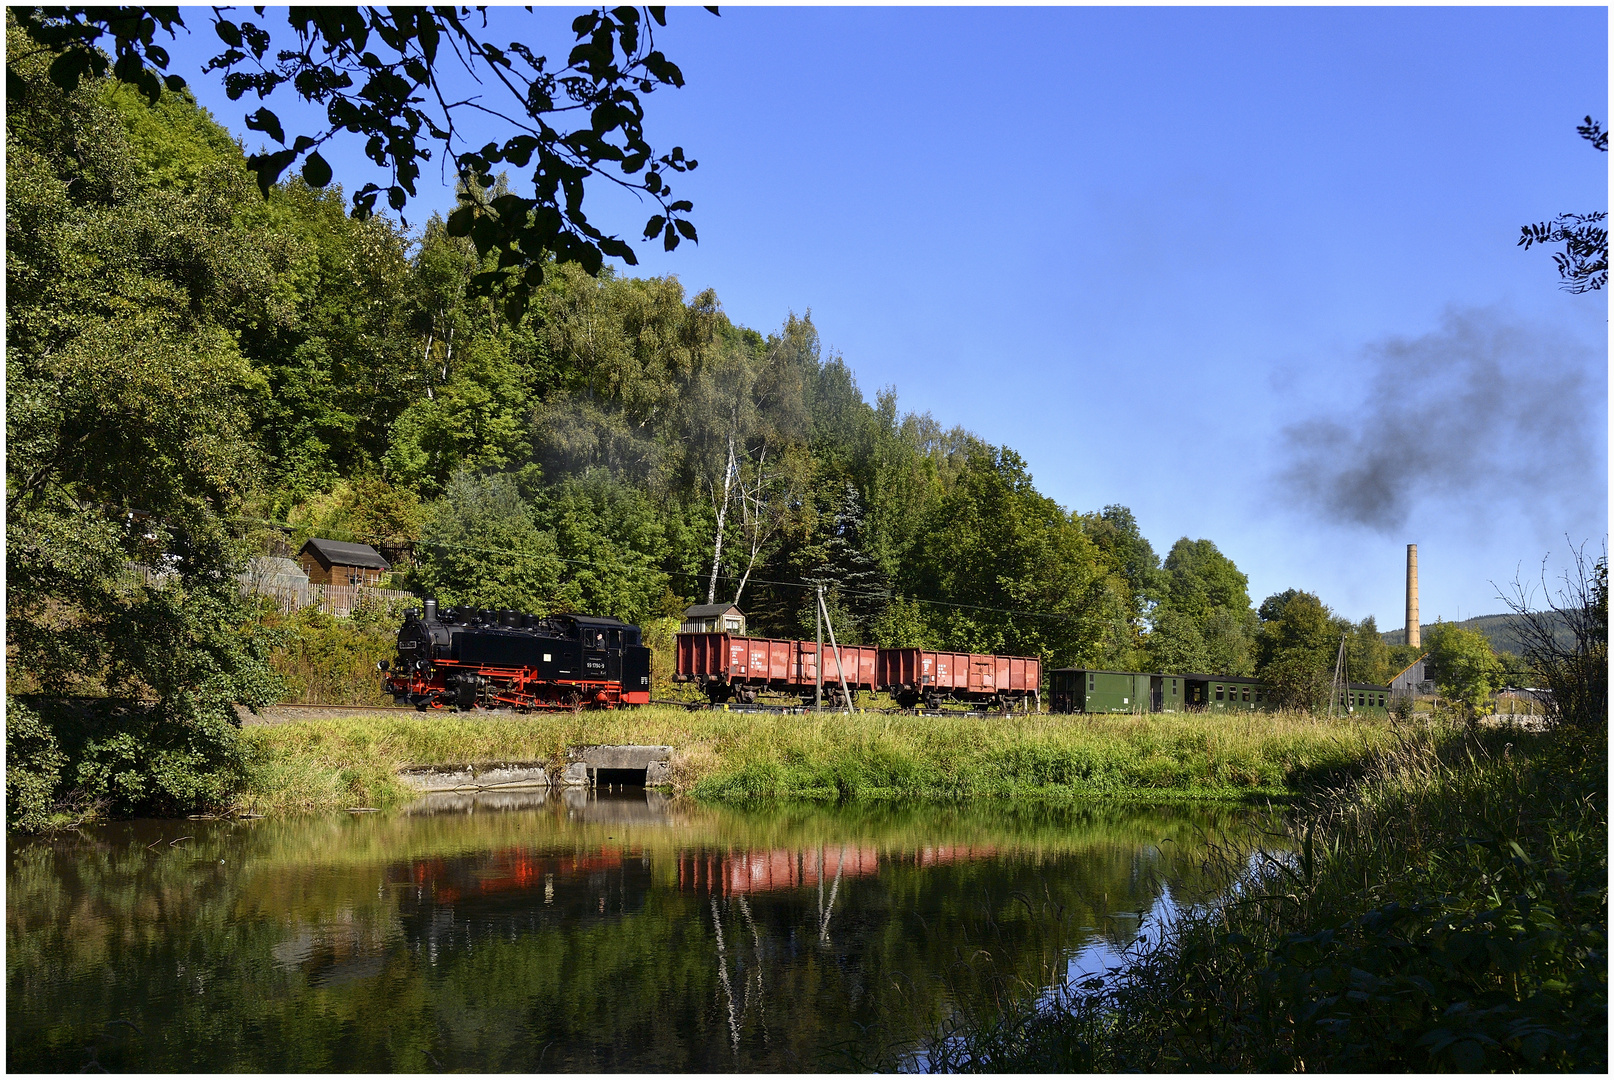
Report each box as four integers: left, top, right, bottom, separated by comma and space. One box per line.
1047, 670, 1185, 714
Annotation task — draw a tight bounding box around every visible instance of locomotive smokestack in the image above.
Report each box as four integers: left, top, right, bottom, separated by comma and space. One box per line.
424, 599, 438, 623
1405, 545, 1420, 650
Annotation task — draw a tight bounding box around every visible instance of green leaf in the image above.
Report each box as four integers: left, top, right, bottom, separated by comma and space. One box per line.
245, 107, 285, 145
301, 151, 333, 188
1447, 1039, 1487, 1072
247, 148, 299, 197
48, 50, 94, 94
445, 205, 477, 237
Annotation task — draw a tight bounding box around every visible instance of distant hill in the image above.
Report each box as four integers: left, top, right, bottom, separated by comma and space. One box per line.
1382, 611, 1573, 657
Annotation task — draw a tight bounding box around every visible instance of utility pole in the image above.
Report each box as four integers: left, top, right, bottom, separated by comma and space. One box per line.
819, 588, 854, 714
815, 583, 823, 712
1327, 633, 1348, 718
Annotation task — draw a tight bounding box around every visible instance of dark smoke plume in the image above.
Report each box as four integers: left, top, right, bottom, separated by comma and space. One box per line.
1278, 308, 1602, 531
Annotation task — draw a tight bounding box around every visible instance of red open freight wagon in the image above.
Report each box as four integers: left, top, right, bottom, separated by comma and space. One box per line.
876, 649, 1041, 711
674, 632, 877, 706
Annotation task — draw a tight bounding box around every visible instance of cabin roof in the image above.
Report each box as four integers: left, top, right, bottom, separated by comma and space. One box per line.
682, 603, 743, 619
299, 538, 391, 570
1389, 654, 1429, 685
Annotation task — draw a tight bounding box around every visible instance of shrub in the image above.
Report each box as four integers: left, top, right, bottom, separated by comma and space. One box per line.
6, 697, 67, 830
1502, 546, 1607, 733
921, 724, 1608, 1073
260, 598, 403, 705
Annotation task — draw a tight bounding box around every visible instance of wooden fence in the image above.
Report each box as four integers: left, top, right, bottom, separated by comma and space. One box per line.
247, 581, 417, 617
127, 563, 417, 617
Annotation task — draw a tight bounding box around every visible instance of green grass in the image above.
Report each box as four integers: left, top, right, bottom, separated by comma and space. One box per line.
919, 718, 1608, 1072
234, 706, 1397, 816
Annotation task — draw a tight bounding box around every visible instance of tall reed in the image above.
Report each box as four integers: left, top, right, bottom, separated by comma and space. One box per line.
920, 718, 1607, 1072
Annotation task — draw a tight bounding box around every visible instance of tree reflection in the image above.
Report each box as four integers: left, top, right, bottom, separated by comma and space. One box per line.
8, 797, 1283, 1071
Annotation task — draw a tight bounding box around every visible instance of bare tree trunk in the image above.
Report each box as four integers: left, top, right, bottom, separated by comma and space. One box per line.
422, 329, 435, 398
733, 446, 769, 606
706, 432, 737, 605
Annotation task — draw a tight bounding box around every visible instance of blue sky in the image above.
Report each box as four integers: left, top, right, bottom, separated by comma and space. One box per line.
165, 6, 1608, 627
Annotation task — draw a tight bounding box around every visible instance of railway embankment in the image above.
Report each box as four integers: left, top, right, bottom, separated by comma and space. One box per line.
232, 706, 1399, 817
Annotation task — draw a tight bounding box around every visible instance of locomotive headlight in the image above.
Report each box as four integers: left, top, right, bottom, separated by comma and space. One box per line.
376, 660, 390, 672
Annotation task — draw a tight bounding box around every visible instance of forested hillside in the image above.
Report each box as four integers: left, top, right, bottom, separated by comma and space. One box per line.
1383, 611, 1572, 656
5, 23, 1408, 820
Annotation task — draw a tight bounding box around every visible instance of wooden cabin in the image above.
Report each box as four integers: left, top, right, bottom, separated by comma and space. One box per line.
680, 602, 747, 636
297, 538, 391, 587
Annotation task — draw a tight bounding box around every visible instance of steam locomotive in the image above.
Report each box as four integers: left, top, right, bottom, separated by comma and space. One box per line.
382, 599, 651, 711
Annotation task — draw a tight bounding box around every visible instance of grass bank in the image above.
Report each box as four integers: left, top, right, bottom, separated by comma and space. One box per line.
920, 718, 1607, 1072
233, 706, 1395, 815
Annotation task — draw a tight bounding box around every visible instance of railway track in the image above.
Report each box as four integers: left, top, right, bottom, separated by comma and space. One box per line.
253, 699, 1017, 719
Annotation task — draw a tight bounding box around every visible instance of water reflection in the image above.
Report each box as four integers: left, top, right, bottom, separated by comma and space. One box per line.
9, 793, 1280, 1072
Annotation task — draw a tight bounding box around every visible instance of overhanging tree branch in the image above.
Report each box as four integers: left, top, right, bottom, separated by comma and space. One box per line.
9, 5, 713, 320
1519, 116, 1608, 293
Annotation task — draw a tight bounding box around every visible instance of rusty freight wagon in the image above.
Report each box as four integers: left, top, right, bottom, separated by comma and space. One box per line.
876, 649, 1041, 712
674, 633, 877, 706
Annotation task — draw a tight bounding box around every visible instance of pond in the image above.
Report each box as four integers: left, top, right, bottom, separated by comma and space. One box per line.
8, 790, 1280, 1071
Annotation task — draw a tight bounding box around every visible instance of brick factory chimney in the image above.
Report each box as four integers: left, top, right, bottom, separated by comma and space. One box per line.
1405, 543, 1420, 649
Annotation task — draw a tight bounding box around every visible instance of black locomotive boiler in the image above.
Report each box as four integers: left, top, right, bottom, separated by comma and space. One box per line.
382, 599, 651, 711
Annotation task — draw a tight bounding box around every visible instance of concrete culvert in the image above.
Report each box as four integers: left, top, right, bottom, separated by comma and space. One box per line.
575, 746, 674, 788
593, 767, 647, 788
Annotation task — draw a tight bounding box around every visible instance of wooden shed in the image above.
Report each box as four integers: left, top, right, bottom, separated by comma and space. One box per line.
297, 538, 391, 587
1389, 654, 1434, 698
680, 602, 747, 636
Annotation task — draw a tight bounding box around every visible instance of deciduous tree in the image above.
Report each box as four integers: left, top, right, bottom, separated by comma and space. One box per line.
1255, 590, 1338, 710
9, 5, 710, 316
1423, 622, 1505, 719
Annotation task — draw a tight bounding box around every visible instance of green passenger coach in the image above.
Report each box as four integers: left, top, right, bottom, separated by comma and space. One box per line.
1050, 669, 1390, 715
1182, 674, 1268, 711
1182, 675, 1391, 713
1048, 670, 1186, 714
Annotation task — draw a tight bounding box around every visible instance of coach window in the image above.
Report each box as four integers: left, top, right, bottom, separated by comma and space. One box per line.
1242, 687, 1250, 702
1215, 685, 1224, 701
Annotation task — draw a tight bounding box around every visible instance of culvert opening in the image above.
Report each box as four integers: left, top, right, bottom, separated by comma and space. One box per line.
593, 767, 647, 789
